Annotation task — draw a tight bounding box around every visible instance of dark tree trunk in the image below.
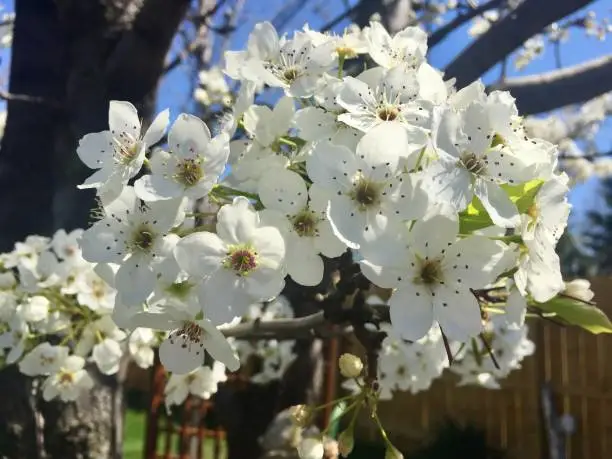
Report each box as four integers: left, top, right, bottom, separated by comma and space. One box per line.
0, 0, 188, 457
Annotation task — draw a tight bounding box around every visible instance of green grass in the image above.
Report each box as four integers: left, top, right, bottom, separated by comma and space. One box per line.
124, 409, 146, 459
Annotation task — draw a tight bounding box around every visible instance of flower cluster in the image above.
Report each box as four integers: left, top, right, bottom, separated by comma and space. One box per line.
70, 20, 576, 385
450, 316, 535, 389
525, 92, 612, 185
0, 230, 159, 401
343, 324, 453, 399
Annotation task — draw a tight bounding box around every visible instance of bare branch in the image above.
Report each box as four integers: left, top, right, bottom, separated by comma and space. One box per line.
560, 150, 612, 161
0, 89, 61, 108
445, 0, 597, 89
428, 0, 503, 48
492, 54, 612, 115
221, 311, 329, 340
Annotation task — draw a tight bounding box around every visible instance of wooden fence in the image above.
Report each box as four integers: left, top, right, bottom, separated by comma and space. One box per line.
353, 277, 612, 459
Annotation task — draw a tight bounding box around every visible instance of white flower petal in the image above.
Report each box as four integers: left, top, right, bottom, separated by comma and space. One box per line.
115, 255, 156, 306
143, 108, 170, 146
215, 197, 259, 244
433, 284, 482, 341
200, 320, 240, 372
425, 160, 472, 212
77, 131, 114, 169
409, 214, 458, 259
174, 232, 227, 278
442, 236, 506, 287
286, 238, 323, 286
159, 335, 204, 374
258, 168, 308, 214
389, 284, 435, 341
109, 101, 140, 140
169, 113, 212, 159
474, 179, 519, 228
80, 221, 127, 264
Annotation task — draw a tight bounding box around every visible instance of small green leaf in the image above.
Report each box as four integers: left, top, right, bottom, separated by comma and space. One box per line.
327, 400, 348, 438
532, 295, 612, 334
503, 179, 544, 213
459, 209, 493, 234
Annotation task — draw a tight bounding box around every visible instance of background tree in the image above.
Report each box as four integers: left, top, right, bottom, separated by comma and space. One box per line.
584, 178, 612, 273
0, 0, 610, 458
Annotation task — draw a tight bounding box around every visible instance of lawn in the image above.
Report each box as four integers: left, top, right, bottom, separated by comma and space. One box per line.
124, 409, 146, 459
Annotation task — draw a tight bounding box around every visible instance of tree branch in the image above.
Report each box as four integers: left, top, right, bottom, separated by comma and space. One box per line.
444, 0, 597, 89
221, 311, 329, 340
560, 149, 612, 161
492, 54, 612, 114
428, 0, 503, 48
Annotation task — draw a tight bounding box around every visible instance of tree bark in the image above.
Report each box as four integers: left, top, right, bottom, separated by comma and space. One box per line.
0, 0, 188, 457
0, 362, 128, 459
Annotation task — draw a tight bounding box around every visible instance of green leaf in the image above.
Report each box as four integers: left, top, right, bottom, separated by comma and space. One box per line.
459, 202, 493, 234
532, 295, 612, 334
458, 180, 544, 235
327, 400, 348, 438
502, 179, 544, 213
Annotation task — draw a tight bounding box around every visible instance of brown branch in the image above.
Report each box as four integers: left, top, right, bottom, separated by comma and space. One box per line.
428, 0, 504, 48
222, 311, 329, 340
445, 0, 597, 89
492, 54, 612, 115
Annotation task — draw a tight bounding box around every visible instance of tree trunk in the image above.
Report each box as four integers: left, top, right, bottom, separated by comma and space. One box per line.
0, 362, 128, 459
0, 0, 188, 457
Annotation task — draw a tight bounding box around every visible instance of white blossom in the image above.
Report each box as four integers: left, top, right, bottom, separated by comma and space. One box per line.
77, 101, 169, 202
174, 197, 286, 324
134, 114, 229, 202
360, 215, 507, 341
42, 356, 94, 402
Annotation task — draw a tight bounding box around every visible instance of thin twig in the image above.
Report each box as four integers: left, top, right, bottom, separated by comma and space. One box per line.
479, 333, 501, 370
0, 89, 61, 108
560, 149, 612, 161
428, 0, 503, 47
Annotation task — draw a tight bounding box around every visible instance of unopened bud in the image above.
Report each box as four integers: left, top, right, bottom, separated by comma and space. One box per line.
290, 404, 313, 427
385, 445, 404, 459
563, 279, 594, 302
298, 437, 324, 459
338, 428, 355, 457
339, 353, 363, 378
